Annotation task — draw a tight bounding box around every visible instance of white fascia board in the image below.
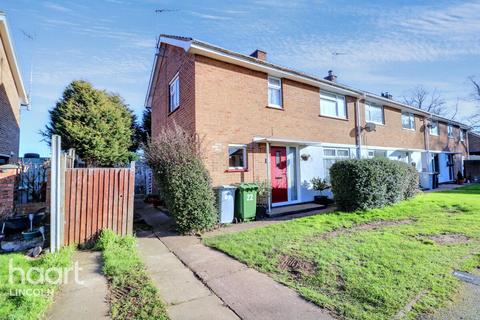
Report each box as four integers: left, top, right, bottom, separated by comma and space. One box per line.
145, 37, 193, 107
159, 36, 192, 52
362, 145, 426, 153
189, 44, 360, 98
253, 136, 322, 146
0, 14, 28, 106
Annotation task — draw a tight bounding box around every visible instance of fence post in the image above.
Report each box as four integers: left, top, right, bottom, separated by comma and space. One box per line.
126, 161, 135, 235
50, 135, 63, 253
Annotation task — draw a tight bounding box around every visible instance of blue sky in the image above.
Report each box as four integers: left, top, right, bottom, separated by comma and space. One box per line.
3, 0, 480, 156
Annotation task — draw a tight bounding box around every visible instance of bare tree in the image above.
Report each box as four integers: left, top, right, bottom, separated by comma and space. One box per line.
468, 77, 480, 130
402, 86, 447, 116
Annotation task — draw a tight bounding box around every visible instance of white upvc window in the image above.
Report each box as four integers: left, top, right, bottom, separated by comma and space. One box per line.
365, 102, 384, 124
367, 149, 387, 158
460, 129, 465, 142
447, 124, 454, 138
429, 121, 439, 136
323, 148, 350, 182
228, 144, 247, 170
401, 112, 415, 130
320, 91, 347, 119
267, 76, 282, 108
169, 73, 180, 112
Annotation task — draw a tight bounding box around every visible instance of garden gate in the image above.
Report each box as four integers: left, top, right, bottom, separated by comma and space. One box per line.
50, 135, 135, 250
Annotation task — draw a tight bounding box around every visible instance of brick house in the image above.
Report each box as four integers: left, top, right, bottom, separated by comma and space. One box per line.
146, 35, 470, 210
468, 132, 480, 156
0, 12, 28, 218
0, 12, 29, 164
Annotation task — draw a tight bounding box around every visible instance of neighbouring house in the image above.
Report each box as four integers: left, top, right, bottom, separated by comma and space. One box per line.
468, 132, 480, 156
0, 12, 29, 218
145, 35, 470, 210
0, 12, 28, 164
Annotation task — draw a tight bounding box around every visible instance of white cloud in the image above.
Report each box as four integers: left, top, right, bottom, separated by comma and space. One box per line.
43, 2, 72, 13
190, 11, 232, 20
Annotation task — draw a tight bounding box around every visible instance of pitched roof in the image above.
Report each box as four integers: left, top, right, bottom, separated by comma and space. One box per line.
147, 34, 471, 129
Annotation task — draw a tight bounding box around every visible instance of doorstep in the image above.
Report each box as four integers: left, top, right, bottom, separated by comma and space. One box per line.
266, 202, 327, 218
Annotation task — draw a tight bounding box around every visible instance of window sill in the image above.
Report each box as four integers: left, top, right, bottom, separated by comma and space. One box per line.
319, 114, 348, 121
225, 168, 248, 173
168, 106, 181, 116
266, 105, 284, 110
402, 128, 416, 132
367, 121, 385, 126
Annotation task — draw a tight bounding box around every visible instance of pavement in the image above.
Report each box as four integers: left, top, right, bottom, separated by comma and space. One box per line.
136, 201, 334, 320
137, 235, 239, 320
46, 251, 109, 320
424, 269, 480, 320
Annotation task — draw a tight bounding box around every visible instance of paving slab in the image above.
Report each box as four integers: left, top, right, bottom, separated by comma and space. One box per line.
46, 251, 109, 320
136, 235, 239, 319
168, 294, 239, 320
137, 202, 334, 320
425, 269, 480, 320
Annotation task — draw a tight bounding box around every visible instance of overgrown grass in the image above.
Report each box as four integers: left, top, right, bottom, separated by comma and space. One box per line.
96, 229, 168, 320
0, 246, 74, 320
204, 184, 480, 320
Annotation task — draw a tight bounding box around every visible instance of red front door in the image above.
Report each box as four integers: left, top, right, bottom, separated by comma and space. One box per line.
270, 146, 288, 203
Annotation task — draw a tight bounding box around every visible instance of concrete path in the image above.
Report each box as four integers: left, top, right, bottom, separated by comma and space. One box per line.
137, 234, 239, 320
136, 202, 334, 320
46, 251, 109, 320
425, 269, 480, 320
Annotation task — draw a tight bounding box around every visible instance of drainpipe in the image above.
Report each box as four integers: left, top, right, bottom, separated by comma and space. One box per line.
465, 130, 470, 160
266, 142, 272, 213
423, 117, 430, 171
355, 94, 366, 159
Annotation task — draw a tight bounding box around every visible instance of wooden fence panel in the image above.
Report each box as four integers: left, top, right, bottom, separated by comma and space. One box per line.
63, 165, 135, 245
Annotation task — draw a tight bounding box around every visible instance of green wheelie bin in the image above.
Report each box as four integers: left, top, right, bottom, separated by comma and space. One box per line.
234, 183, 258, 221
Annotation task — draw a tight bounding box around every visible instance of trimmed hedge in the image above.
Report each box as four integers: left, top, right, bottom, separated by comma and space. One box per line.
330, 158, 419, 211
145, 124, 217, 234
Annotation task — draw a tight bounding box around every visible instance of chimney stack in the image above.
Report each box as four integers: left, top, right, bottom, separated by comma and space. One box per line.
250, 49, 267, 61
381, 92, 393, 99
324, 70, 337, 82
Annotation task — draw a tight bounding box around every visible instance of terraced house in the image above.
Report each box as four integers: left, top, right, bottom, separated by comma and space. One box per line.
146, 35, 470, 209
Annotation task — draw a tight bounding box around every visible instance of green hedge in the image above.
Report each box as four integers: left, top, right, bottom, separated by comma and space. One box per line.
145, 124, 217, 234
330, 158, 419, 211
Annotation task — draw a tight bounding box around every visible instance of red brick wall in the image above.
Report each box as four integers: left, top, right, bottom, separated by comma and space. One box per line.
0, 167, 16, 218
193, 55, 358, 185
0, 34, 21, 162
359, 104, 426, 150
150, 44, 196, 138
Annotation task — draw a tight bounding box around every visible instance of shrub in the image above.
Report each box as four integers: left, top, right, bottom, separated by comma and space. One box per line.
330, 158, 419, 211
144, 124, 217, 234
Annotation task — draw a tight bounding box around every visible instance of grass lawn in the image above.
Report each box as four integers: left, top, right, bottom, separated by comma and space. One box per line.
0, 247, 74, 320
96, 229, 169, 320
204, 184, 480, 320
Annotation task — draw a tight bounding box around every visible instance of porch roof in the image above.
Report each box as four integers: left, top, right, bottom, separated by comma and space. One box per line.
253, 136, 322, 146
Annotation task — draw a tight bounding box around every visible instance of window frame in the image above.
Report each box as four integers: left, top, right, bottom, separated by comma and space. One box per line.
227, 144, 247, 171
367, 149, 388, 158
168, 72, 180, 113
323, 148, 350, 182
401, 112, 415, 130
267, 76, 283, 109
365, 102, 385, 125
460, 129, 465, 142
320, 91, 347, 119
447, 124, 454, 138
429, 121, 440, 136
